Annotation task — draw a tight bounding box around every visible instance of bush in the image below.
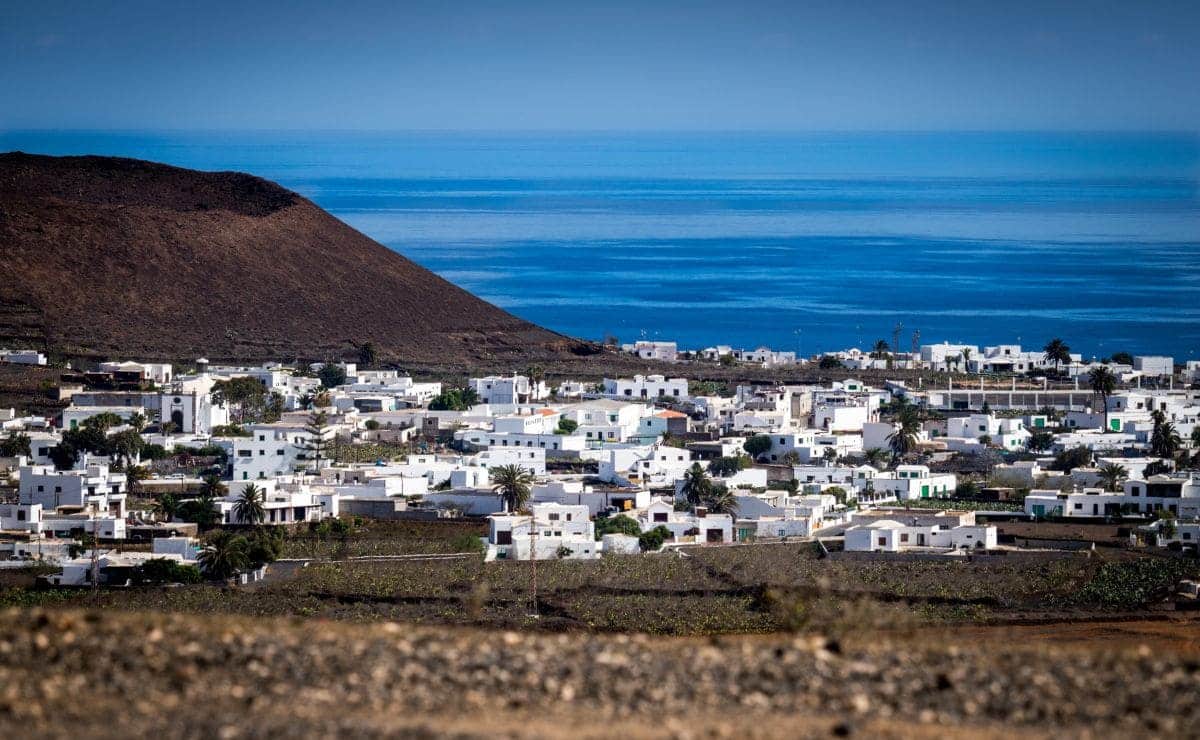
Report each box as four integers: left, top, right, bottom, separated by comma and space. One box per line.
450, 533, 485, 555
708, 456, 748, 476
140, 443, 169, 461
556, 418, 579, 434
133, 558, 203, 585
595, 514, 641, 540
364, 419, 381, 431
638, 525, 672, 552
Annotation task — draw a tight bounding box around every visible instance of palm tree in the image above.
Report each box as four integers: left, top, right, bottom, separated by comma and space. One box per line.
199, 473, 228, 499
233, 483, 266, 525
1043, 338, 1071, 375
124, 464, 150, 495
1192, 427, 1200, 450
702, 485, 738, 516
961, 347, 973, 373
886, 409, 921, 463
862, 447, 888, 469
1088, 366, 1118, 431
154, 492, 180, 521
491, 464, 534, 512
1098, 462, 1127, 492
871, 339, 889, 359
680, 463, 712, 506
126, 412, 148, 434
198, 532, 250, 580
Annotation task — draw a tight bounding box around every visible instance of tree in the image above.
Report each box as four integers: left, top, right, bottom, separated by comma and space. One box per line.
870, 339, 890, 359
357, 342, 378, 368
198, 531, 250, 580
109, 428, 144, 467
1192, 427, 1200, 449
862, 447, 888, 468
1027, 431, 1055, 452
707, 456, 747, 477
83, 412, 123, 432
298, 411, 330, 472
1043, 338, 1071, 374
491, 464, 534, 512
133, 558, 202, 586
318, 364, 348, 390
886, 408, 921, 463
48, 440, 79, 470
1150, 410, 1182, 459
594, 514, 641, 540
825, 486, 849, 505
743, 434, 772, 459
1143, 460, 1172, 477
978, 434, 992, 447
1051, 446, 1093, 472
0, 432, 31, 458
233, 483, 266, 525
1098, 462, 1128, 492
961, 347, 973, 372
126, 412, 148, 434
638, 525, 671, 552
1088, 366, 1118, 431
211, 377, 281, 424
702, 484, 738, 516
780, 451, 801, 466
680, 463, 712, 506
556, 418, 579, 434
818, 355, 843, 370
199, 474, 228, 499
822, 447, 838, 464
1110, 351, 1134, 366
153, 492, 180, 521
428, 388, 480, 411
124, 464, 150, 495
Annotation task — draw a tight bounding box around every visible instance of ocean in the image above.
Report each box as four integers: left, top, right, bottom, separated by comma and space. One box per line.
4, 130, 1199, 360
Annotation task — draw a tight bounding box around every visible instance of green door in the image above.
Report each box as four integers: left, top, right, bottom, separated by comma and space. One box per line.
920, 484, 930, 498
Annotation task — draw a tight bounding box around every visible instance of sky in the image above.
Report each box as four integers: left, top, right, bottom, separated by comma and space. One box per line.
2, 0, 1199, 131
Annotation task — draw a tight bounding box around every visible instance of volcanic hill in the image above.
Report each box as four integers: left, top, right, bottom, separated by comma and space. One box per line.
0, 152, 590, 367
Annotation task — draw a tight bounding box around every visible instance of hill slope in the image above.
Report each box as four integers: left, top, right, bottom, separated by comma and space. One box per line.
0, 152, 581, 365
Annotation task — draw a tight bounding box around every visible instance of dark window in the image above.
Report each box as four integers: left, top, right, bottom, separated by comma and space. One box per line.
496, 530, 513, 545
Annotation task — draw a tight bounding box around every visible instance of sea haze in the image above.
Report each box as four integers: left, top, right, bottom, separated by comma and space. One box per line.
4, 130, 1199, 359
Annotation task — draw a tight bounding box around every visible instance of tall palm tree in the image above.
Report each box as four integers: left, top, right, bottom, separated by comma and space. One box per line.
491, 464, 534, 513
1098, 462, 1128, 492
233, 483, 266, 525
198, 532, 250, 580
680, 462, 712, 506
1154, 422, 1182, 460
1088, 366, 1118, 432
871, 339, 889, 359
961, 347, 973, 373
1043, 338, 1071, 375
886, 409, 921, 463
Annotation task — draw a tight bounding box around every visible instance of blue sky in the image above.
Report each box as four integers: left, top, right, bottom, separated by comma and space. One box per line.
2, 0, 1198, 131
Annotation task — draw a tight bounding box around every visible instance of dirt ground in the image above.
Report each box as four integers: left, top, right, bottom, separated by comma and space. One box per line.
1, 608, 1197, 739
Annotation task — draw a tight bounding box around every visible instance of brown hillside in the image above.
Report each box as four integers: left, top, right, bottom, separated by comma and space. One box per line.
0, 152, 585, 365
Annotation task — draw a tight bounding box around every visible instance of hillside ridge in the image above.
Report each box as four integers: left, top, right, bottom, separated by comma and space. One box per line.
0, 152, 583, 366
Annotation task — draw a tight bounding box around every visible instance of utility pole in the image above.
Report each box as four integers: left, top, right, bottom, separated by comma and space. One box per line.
89, 506, 100, 599
528, 508, 539, 618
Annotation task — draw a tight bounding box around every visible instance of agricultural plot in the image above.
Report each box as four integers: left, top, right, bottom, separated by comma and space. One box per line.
8, 541, 1196, 634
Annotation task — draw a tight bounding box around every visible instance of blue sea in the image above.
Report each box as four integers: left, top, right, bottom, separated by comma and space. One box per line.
4, 130, 1199, 360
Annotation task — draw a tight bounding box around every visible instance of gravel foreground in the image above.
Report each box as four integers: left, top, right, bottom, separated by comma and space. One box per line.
0, 608, 1196, 739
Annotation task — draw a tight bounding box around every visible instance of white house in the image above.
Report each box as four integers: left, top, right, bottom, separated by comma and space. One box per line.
635, 499, 733, 545
485, 502, 597, 561
622, 341, 679, 362
844, 518, 996, 552
602, 375, 688, 402
0, 349, 47, 366
1133, 356, 1174, 377
469, 374, 548, 404
228, 420, 338, 480
19, 463, 127, 518
868, 465, 957, 501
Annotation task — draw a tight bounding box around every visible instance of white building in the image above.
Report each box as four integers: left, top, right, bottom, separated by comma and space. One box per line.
867, 465, 957, 501
0, 349, 47, 366
1025, 475, 1200, 519
469, 374, 549, 404
844, 518, 997, 552
1133, 356, 1174, 377
602, 375, 688, 402
622, 341, 679, 362
18, 463, 127, 517
229, 420, 337, 481
635, 499, 733, 545
485, 502, 597, 561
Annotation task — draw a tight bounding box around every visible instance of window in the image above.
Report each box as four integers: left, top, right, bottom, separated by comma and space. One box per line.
900, 533, 908, 543
276, 449, 285, 455
877, 537, 886, 547
548, 513, 560, 521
